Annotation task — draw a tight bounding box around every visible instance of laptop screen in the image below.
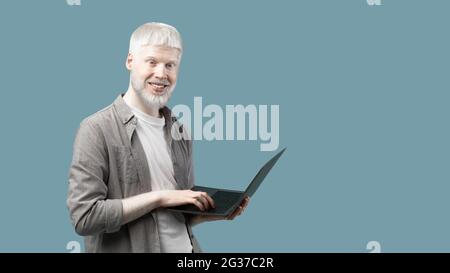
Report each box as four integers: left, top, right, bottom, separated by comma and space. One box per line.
244, 148, 286, 197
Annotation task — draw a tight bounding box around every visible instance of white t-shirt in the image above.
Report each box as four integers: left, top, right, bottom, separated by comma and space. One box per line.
128, 104, 193, 253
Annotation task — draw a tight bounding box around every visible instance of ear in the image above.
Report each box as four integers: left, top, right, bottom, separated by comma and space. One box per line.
125, 52, 133, 71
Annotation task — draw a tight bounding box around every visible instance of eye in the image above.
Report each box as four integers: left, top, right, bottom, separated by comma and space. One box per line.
147, 58, 157, 66
166, 63, 176, 69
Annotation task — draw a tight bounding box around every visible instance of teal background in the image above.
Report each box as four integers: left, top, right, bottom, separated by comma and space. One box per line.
0, 0, 449, 252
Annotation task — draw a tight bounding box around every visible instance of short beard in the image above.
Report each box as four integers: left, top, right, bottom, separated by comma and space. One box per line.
131, 73, 174, 110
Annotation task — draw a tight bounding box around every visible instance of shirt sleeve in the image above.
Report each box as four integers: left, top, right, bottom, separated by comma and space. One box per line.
67, 118, 123, 236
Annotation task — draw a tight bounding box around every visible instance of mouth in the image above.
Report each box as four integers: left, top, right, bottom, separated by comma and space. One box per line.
148, 81, 169, 93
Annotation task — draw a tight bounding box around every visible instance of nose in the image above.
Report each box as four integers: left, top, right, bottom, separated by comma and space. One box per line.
154, 64, 167, 79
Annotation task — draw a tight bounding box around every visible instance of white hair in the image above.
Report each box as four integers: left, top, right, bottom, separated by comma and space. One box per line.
129, 22, 183, 54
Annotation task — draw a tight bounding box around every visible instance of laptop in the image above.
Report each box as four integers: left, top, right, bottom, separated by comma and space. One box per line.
168, 148, 286, 217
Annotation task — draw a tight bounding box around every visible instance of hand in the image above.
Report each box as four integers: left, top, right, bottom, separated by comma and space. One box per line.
158, 190, 215, 211
227, 196, 250, 220
189, 196, 250, 226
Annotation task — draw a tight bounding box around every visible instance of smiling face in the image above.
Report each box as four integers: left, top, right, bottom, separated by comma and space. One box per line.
127, 45, 181, 110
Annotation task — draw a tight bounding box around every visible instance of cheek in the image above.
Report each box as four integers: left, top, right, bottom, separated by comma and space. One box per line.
133, 71, 146, 83
138, 73, 152, 84
169, 72, 178, 83
135, 65, 152, 78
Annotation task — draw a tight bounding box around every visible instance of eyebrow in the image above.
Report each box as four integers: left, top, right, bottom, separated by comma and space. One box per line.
144, 56, 178, 63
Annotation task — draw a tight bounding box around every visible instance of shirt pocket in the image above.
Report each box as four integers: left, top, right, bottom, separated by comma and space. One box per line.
112, 145, 139, 184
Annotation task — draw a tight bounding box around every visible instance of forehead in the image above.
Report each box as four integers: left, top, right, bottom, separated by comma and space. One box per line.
137, 45, 181, 61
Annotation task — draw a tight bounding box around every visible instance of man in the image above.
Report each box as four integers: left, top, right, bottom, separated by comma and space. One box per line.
67, 22, 249, 253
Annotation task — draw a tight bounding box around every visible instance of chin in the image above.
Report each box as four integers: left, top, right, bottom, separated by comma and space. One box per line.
144, 92, 171, 109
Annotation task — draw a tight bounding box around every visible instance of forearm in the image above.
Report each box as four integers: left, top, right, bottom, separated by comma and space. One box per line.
121, 191, 162, 225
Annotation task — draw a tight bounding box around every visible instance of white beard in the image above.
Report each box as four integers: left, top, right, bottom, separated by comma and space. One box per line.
131, 73, 174, 110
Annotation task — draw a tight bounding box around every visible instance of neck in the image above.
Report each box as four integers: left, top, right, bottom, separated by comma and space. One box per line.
123, 86, 160, 118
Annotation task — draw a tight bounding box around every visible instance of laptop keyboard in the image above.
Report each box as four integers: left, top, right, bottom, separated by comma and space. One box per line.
212, 191, 243, 212
170, 190, 243, 214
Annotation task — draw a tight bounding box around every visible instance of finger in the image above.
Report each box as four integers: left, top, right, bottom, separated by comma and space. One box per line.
236, 206, 243, 216
191, 191, 207, 209
203, 193, 215, 208
192, 198, 205, 211
241, 196, 250, 208
227, 212, 237, 220
238, 205, 244, 213
229, 209, 239, 220
198, 193, 210, 210
236, 197, 249, 212
228, 205, 242, 220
